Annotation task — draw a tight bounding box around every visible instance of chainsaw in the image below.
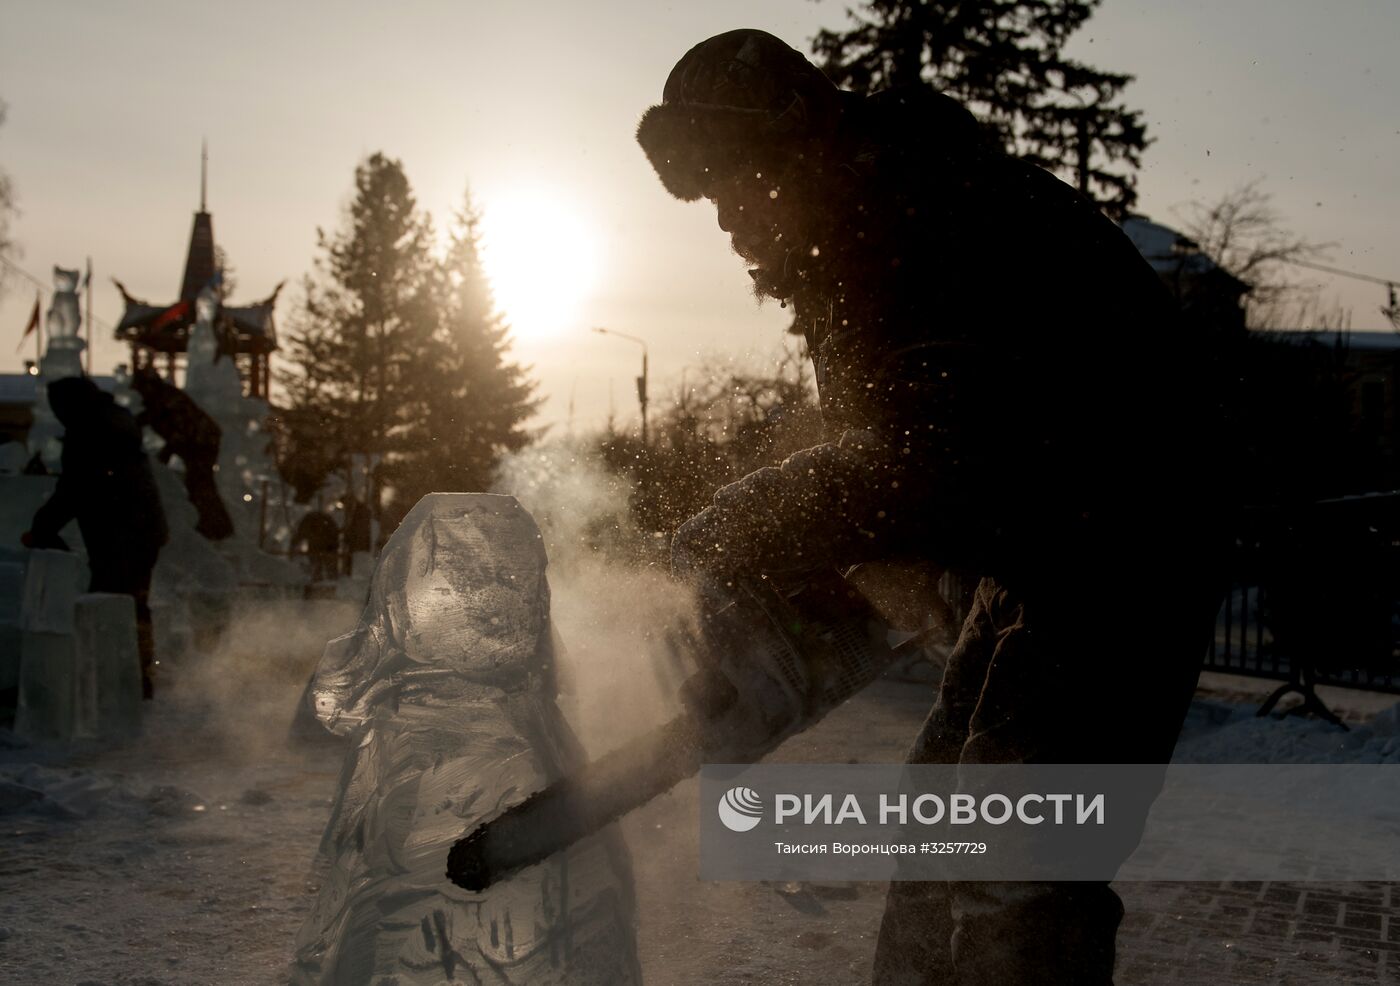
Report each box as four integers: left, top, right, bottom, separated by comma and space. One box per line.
446, 564, 937, 892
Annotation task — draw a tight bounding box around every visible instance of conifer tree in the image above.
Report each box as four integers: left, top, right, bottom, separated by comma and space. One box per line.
0, 99, 16, 266
812, 0, 1149, 216
402, 194, 537, 496
278, 156, 535, 521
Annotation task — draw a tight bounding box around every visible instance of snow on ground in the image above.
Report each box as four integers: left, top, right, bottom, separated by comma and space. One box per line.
0, 610, 1396, 985
0, 596, 357, 986
1173, 694, 1400, 764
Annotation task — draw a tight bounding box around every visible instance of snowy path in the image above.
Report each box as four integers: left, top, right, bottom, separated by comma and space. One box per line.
2, 642, 1397, 984
0, 737, 340, 985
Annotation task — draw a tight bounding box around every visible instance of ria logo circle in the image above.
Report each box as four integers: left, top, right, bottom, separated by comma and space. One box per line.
718, 786, 764, 832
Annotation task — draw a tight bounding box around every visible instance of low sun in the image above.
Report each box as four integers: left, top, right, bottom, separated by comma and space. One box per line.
479, 190, 598, 342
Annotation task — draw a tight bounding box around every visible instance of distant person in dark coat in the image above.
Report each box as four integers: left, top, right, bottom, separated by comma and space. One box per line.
341, 495, 372, 576
132, 366, 235, 541
25, 376, 170, 698
293, 510, 341, 583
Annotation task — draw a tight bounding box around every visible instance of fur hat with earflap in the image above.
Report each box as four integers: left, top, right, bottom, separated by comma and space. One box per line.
636, 29, 848, 201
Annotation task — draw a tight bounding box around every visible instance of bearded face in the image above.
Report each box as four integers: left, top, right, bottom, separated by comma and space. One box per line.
701, 157, 821, 301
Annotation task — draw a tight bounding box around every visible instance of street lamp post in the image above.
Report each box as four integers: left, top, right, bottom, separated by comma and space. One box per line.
592, 327, 648, 445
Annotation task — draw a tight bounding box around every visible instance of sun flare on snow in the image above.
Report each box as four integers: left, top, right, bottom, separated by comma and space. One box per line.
479, 190, 598, 342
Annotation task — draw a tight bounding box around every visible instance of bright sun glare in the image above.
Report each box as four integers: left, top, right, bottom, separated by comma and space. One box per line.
479, 191, 598, 342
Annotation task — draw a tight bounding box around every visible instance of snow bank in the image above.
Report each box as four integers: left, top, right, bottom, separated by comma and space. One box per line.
1173, 700, 1400, 764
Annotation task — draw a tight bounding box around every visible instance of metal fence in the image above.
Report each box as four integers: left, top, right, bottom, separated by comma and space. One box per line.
1204, 492, 1400, 697
936, 493, 1400, 700
1205, 578, 1400, 694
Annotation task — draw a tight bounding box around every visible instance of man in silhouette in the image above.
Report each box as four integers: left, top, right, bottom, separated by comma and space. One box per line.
639, 29, 1226, 984
26, 376, 169, 698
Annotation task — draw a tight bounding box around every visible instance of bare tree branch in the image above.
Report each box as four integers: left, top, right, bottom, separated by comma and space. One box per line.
1175, 180, 1334, 329
0, 98, 19, 284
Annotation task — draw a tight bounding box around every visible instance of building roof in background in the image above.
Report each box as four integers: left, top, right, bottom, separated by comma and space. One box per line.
1265, 330, 1400, 352
178, 210, 217, 305
1121, 215, 1249, 295
112, 279, 281, 354
0, 374, 119, 406
112, 179, 281, 355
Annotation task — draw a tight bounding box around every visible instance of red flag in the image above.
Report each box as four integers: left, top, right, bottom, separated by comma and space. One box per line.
15, 292, 39, 352
151, 299, 191, 331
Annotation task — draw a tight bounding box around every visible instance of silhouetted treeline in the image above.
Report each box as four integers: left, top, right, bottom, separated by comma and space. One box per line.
813, 0, 1149, 216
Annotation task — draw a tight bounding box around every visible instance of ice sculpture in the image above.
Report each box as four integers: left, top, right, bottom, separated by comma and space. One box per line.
147, 461, 237, 659
11, 559, 141, 742
183, 286, 242, 415
293, 493, 640, 985
181, 285, 299, 586
46, 266, 83, 340
27, 266, 89, 469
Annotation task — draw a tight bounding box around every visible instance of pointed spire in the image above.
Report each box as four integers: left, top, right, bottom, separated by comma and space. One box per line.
181, 142, 217, 303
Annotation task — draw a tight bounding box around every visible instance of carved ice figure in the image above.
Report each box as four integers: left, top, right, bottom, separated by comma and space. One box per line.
180, 287, 297, 587
183, 285, 241, 416
293, 493, 640, 986
46, 266, 82, 340
28, 266, 89, 467
147, 461, 237, 660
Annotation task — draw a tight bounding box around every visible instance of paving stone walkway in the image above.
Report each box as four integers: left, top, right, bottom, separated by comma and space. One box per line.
1116, 881, 1396, 984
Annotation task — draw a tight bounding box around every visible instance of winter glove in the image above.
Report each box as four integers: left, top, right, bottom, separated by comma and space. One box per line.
670, 429, 894, 583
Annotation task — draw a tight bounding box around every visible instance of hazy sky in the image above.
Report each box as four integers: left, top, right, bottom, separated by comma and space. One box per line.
2, 0, 1397, 434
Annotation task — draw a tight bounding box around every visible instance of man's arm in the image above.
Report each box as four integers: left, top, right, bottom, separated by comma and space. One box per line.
673, 338, 1011, 579
29, 471, 80, 548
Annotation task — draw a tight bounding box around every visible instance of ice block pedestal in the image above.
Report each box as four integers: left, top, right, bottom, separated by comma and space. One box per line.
74, 593, 142, 740
0, 561, 24, 727
293, 493, 640, 986
14, 549, 80, 742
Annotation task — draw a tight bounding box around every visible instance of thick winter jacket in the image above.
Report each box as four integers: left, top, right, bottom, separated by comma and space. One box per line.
673, 88, 1222, 586
31, 377, 169, 565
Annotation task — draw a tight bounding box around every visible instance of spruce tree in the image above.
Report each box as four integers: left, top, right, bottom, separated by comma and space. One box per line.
812, 0, 1149, 216
278, 156, 536, 523
403, 194, 538, 497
